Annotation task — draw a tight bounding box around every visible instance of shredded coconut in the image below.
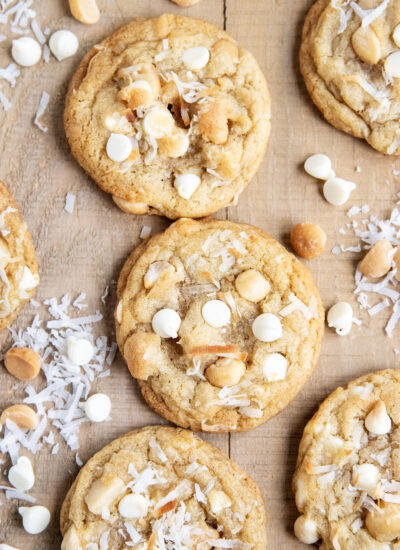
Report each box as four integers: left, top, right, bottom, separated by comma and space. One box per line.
33, 90, 50, 132
64, 193, 75, 214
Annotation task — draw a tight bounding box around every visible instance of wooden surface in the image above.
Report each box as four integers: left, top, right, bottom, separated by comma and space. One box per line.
1, 0, 400, 547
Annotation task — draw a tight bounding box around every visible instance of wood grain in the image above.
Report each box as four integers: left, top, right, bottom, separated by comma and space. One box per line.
0, 0, 399, 547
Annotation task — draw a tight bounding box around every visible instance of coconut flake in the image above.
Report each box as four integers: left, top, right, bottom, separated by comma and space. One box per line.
149, 438, 167, 463
34, 91, 50, 132
140, 225, 151, 239
64, 193, 75, 214
350, 0, 390, 27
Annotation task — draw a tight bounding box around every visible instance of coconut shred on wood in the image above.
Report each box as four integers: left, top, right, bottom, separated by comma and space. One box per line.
0, 293, 117, 505
332, 192, 400, 340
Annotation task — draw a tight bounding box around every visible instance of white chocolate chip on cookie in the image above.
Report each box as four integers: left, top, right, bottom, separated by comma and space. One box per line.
235, 269, 270, 302
152, 308, 181, 338
174, 173, 200, 199
385, 52, 400, 79
262, 353, 288, 382
352, 463, 380, 494
202, 299, 231, 328
106, 133, 133, 162
118, 493, 148, 518
365, 400, 391, 435
252, 313, 282, 342
294, 515, 319, 545
182, 46, 210, 71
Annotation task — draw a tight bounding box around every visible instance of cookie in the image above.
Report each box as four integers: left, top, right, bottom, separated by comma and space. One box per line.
171, 0, 201, 5
60, 426, 267, 549
64, 14, 271, 219
115, 218, 324, 432
300, 0, 400, 155
293, 369, 400, 548
0, 181, 39, 330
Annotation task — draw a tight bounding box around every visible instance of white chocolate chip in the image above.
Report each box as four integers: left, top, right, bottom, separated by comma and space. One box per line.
152, 308, 181, 338
83, 393, 111, 423
143, 106, 175, 139
365, 400, 392, 435
385, 51, 400, 79
19, 266, 38, 299
85, 477, 125, 515
327, 302, 353, 336
61, 525, 81, 550
174, 173, 200, 199
294, 515, 319, 545
18, 505, 50, 534
106, 133, 133, 162
304, 154, 332, 180
182, 46, 210, 71
118, 493, 148, 518
262, 353, 288, 381
352, 463, 380, 494
49, 30, 79, 61
323, 177, 356, 206
0, 545, 20, 550
393, 24, 400, 48
8, 456, 35, 491
208, 489, 231, 514
202, 299, 231, 328
11, 37, 41, 67
252, 313, 282, 342
67, 335, 94, 365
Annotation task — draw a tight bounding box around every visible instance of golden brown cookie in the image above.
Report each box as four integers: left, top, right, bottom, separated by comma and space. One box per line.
0, 181, 39, 329
293, 369, 400, 548
115, 218, 324, 432
60, 426, 267, 549
300, 0, 400, 155
64, 14, 271, 219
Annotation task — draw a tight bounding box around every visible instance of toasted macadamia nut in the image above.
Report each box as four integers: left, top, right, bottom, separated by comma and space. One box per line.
352, 26, 382, 65
69, 0, 100, 24
143, 106, 175, 139
210, 39, 239, 75
235, 269, 270, 302
290, 223, 327, 260
85, 477, 125, 515
385, 51, 400, 79
205, 358, 245, 388
208, 489, 231, 514
352, 463, 380, 494
323, 177, 356, 206
202, 299, 231, 328
365, 400, 391, 435
11, 37, 41, 67
144, 261, 174, 289
174, 173, 200, 199
252, 313, 282, 342
4, 347, 41, 380
182, 46, 210, 71
366, 501, 400, 542
8, 456, 35, 491
118, 493, 148, 518
327, 302, 353, 336
262, 353, 288, 382
61, 525, 81, 550
304, 153, 332, 180
294, 515, 319, 544
0, 404, 39, 430
152, 308, 181, 338
198, 98, 228, 144
19, 505, 50, 535
359, 239, 393, 278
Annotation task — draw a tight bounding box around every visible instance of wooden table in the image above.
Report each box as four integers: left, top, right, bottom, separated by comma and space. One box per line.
1, 0, 399, 547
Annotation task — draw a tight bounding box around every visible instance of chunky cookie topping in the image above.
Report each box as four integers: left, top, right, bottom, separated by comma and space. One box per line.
116, 219, 324, 432
61, 428, 267, 550
64, 15, 271, 218
293, 370, 400, 549
301, 0, 400, 154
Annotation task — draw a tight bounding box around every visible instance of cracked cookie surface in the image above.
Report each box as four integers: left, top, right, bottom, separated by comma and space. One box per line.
293, 369, 400, 549
64, 14, 271, 219
115, 218, 324, 432
60, 426, 267, 549
300, 0, 400, 155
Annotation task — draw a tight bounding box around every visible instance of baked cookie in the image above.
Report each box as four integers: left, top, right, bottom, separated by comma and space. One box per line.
115, 218, 324, 432
300, 0, 400, 155
0, 181, 39, 329
171, 0, 201, 6
293, 369, 400, 549
60, 426, 267, 549
64, 14, 270, 219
